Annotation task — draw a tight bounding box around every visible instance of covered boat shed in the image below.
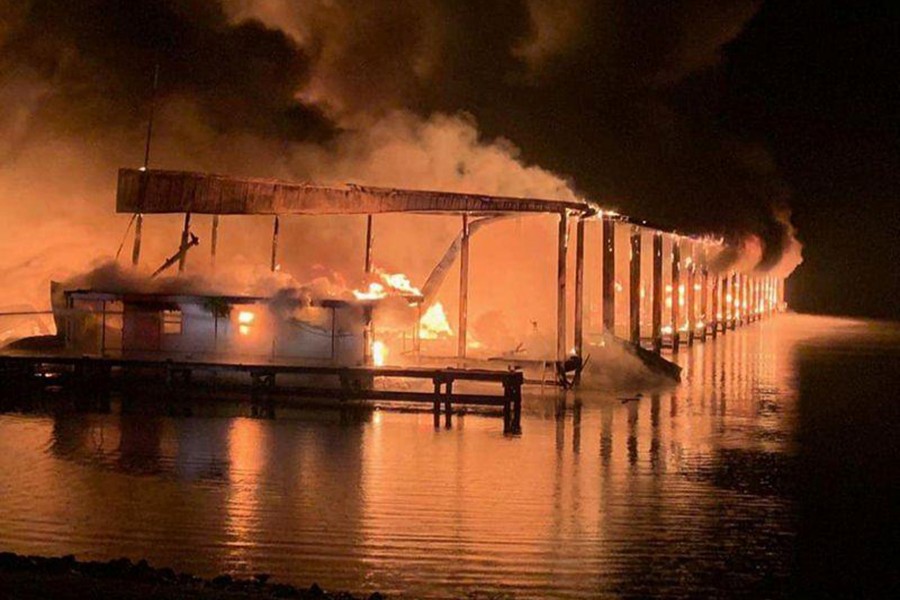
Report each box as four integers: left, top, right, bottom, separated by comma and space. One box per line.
117, 168, 784, 370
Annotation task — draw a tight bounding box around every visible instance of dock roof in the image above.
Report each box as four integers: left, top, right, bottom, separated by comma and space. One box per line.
116, 168, 592, 216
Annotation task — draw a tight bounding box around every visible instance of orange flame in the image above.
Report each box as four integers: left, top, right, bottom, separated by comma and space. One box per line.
419, 302, 453, 340
371, 340, 387, 366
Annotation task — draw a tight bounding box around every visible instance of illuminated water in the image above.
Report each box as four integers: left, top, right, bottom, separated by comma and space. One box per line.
1, 314, 897, 598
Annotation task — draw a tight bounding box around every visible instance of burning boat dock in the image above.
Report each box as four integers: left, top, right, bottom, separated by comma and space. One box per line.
1, 168, 787, 430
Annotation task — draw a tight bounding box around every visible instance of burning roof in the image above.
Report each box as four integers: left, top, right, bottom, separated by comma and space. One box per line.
116, 168, 590, 216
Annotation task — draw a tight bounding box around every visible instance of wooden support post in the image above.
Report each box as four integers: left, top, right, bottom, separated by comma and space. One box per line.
270, 215, 280, 272
652, 232, 663, 353
571, 217, 585, 385
686, 253, 696, 347
711, 273, 720, 338
602, 216, 615, 335
512, 380, 522, 434
671, 238, 681, 351
458, 214, 470, 359
178, 212, 191, 273
131, 214, 143, 267
747, 277, 756, 321
330, 307, 337, 361
433, 379, 442, 428
574, 217, 585, 361
722, 275, 730, 332
363, 216, 374, 365
775, 277, 784, 312
719, 276, 727, 333
556, 211, 568, 364
741, 274, 748, 324
751, 277, 758, 321
730, 272, 738, 330
629, 225, 641, 346
701, 268, 709, 340
210, 215, 219, 267
100, 300, 107, 355
444, 380, 453, 428
365, 215, 374, 274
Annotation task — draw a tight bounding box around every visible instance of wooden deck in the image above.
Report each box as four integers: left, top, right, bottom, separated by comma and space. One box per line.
0, 353, 523, 433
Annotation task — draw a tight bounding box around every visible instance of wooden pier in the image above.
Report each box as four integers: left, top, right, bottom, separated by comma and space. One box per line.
0, 354, 524, 434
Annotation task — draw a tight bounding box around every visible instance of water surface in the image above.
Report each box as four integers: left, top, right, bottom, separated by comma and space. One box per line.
1, 314, 897, 598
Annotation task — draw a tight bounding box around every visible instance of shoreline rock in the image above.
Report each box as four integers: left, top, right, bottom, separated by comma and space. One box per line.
0, 552, 382, 599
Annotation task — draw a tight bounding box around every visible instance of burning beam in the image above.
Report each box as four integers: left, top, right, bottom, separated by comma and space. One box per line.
151, 232, 200, 278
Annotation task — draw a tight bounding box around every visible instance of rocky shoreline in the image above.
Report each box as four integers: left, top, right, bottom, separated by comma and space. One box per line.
0, 552, 381, 599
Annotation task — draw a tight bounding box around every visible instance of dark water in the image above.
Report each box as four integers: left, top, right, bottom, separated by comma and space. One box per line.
1, 314, 898, 598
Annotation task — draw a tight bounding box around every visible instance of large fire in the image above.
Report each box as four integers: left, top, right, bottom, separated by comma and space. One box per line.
419, 302, 453, 339
352, 269, 423, 300
371, 340, 388, 366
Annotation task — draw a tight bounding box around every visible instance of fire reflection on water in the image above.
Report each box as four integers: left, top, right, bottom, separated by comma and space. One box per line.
0, 315, 896, 598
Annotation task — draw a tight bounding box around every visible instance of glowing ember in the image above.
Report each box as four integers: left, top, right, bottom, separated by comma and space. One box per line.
238, 311, 255, 324
419, 302, 453, 339
371, 340, 388, 366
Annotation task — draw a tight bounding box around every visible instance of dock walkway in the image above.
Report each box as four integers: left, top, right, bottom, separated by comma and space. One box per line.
0, 353, 523, 433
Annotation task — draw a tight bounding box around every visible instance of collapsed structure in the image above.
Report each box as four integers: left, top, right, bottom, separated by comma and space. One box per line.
57, 168, 786, 379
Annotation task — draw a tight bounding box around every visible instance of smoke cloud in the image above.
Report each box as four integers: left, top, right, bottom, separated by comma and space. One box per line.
0, 0, 799, 341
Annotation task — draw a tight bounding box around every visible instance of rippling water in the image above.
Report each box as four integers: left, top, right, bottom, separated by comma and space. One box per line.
1, 314, 898, 598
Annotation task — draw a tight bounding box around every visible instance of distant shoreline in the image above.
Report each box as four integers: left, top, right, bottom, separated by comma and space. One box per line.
0, 552, 380, 599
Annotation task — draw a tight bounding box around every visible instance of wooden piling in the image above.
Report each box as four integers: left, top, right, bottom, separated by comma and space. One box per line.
178, 212, 191, 272
557, 211, 568, 364
458, 214, 470, 359
629, 225, 641, 346
602, 216, 615, 335
652, 232, 663, 353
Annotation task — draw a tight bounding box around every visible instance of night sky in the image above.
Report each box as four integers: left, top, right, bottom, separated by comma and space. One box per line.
1, 0, 897, 319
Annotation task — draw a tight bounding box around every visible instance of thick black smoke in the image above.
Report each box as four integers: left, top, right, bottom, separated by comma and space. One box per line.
0, 0, 330, 144
0, 0, 799, 281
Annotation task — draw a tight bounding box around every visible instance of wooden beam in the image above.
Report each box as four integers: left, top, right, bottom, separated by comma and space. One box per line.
602, 216, 615, 335
178, 212, 191, 273
458, 214, 470, 359
629, 225, 641, 346
131, 214, 143, 267
117, 168, 591, 216
651, 232, 663, 353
